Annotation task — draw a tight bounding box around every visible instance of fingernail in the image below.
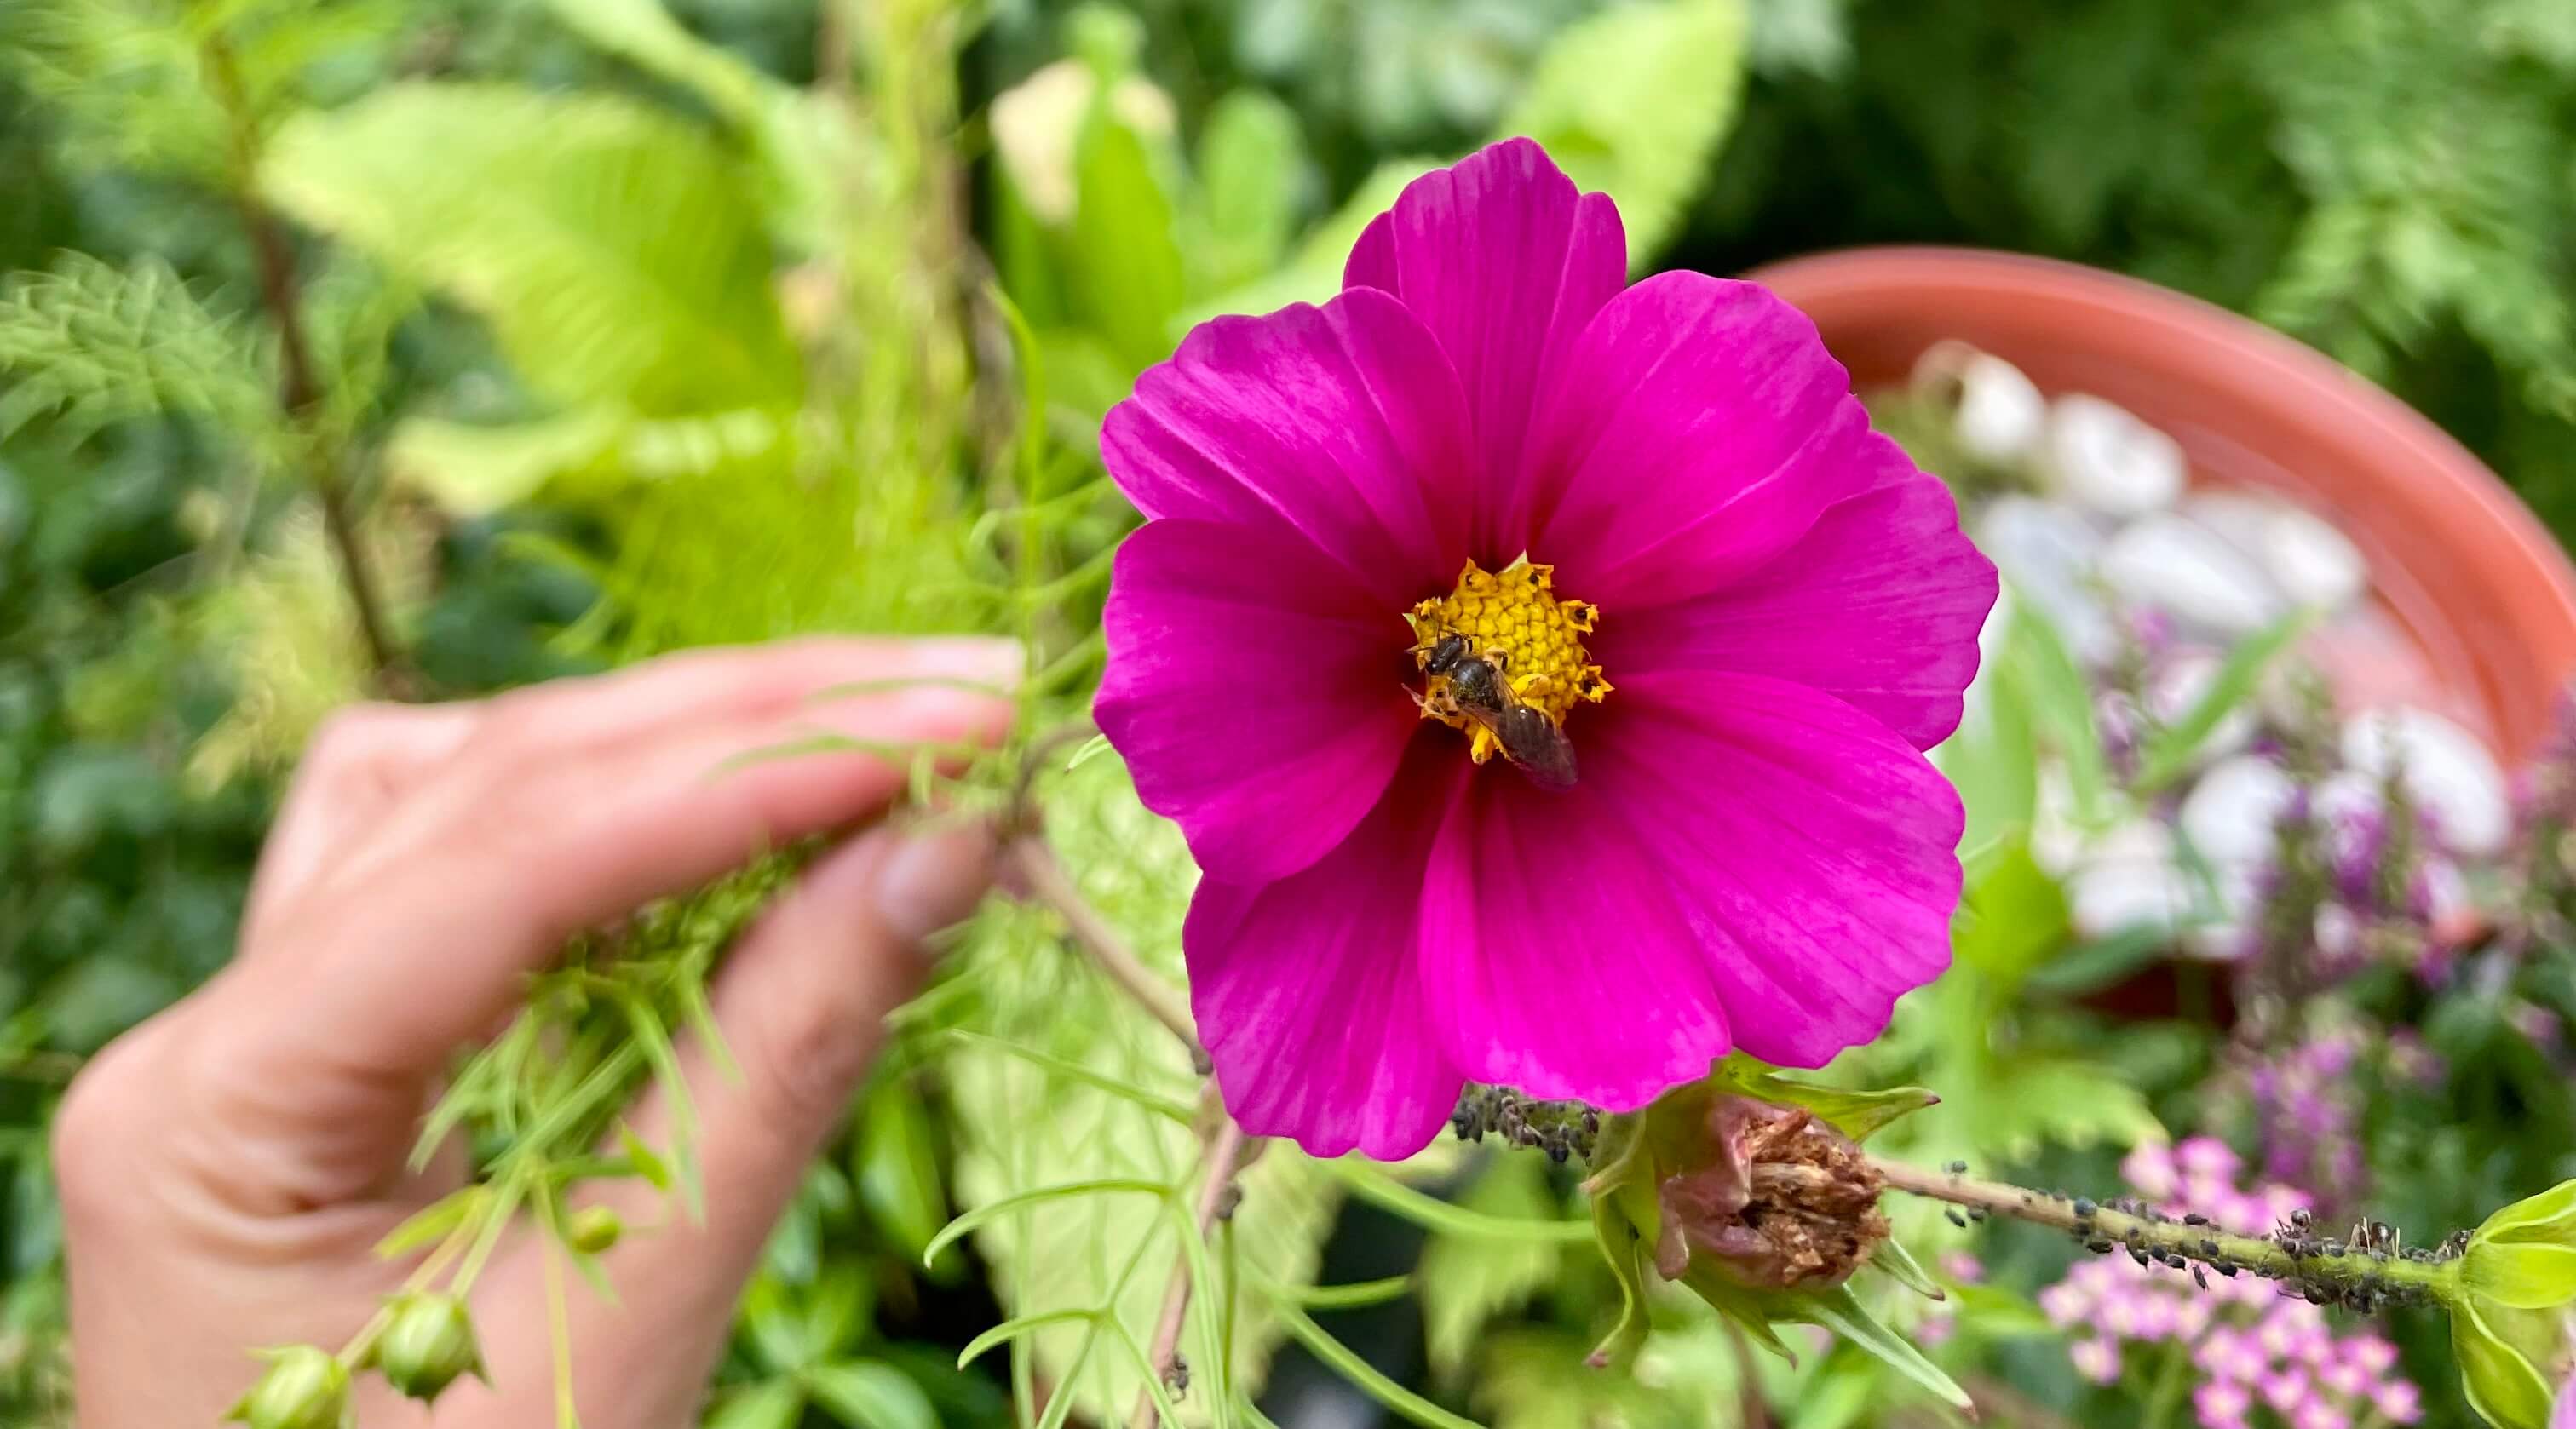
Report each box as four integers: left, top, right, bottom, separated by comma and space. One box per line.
911, 636, 1025, 691
871, 821, 999, 950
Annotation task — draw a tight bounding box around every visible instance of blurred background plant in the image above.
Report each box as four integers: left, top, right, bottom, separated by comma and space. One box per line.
8, 0, 2576, 1426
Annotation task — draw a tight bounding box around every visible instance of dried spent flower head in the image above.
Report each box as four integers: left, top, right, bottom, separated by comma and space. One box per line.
1654, 1096, 1888, 1291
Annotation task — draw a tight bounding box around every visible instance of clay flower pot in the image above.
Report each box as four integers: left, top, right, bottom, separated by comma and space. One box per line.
1751, 246, 2576, 760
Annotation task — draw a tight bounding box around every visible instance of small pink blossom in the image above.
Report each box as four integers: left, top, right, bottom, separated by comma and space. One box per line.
2195, 1380, 2252, 1429
2071, 1336, 2123, 1386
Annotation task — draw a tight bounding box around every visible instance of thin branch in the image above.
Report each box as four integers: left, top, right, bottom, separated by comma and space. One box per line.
1004, 835, 1205, 1065
201, 34, 411, 695
1130, 1114, 1254, 1429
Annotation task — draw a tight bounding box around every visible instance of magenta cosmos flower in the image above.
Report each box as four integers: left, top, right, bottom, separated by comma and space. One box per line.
1095, 138, 1997, 1158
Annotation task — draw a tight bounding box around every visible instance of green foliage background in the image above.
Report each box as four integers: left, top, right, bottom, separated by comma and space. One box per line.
5, 0, 2576, 1426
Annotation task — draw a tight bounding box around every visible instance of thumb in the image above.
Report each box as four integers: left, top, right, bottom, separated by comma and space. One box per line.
452, 818, 994, 1422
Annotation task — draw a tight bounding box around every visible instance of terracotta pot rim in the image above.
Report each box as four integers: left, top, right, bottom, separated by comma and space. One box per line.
1747, 243, 2576, 758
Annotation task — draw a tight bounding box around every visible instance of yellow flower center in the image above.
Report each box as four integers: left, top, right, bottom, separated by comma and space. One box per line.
1406, 557, 1612, 766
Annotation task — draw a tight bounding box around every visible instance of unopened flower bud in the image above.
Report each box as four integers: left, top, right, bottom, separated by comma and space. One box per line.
226, 1346, 348, 1429
567, 1206, 624, 1254
2450, 1179, 2576, 1428
373, 1292, 485, 1403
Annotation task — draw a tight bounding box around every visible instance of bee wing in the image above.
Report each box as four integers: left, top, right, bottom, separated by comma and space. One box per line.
1496, 705, 1578, 790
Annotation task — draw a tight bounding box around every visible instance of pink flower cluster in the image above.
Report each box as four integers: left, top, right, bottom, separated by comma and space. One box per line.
2038, 1139, 2422, 1429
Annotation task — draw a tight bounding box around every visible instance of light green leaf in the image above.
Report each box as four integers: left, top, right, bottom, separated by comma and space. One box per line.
2134, 609, 2316, 792
1419, 1156, 1565, 1375
706, 1380, 805, 1429
617, 1122, 672, 1192
1496, 0, 1749, 263
1193, 158, 1439, 321
1070, 112, 1185, 374
855, 1076, 948, 1266
537, 0, 772, 135
263, 83, 802, 415
1713, 1064, 1939, 1143
1193, 89, 1308, 292
2004, 602, 2108, 824
806, 1361, 938, 1429
1954, 842, 2073, 988
1969, 1056, 2163, 1160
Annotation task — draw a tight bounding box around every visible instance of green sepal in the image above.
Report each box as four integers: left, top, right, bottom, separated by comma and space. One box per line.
1707, 1057, 1938, 1143
1792, 1285, 1975, 1415
1866, 1235, 1948, 1303
2475, 1179, 2576, 1246
1679, 1264, 1798, 1363
2452, 1300, 2559, 1429
1585, 1191, 1654, 1371
2465, 1242, 2576, 1311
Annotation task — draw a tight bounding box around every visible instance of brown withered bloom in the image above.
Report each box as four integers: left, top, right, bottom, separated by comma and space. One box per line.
1654, 1095, 1889, 1290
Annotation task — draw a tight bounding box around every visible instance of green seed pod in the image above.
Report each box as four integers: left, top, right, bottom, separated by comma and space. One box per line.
225, 1346, 348, 1429
373, 1292, 485, 1403
567, 1205, 624, 1254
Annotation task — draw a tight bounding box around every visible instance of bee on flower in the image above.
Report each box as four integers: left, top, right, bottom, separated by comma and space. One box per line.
1095, 137, 1996, 1156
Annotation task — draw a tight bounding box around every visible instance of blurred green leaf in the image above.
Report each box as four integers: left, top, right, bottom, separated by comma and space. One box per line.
1069, 112, 1184, 374
1954, 843, 2072, 988
807, 1361, 939, 1429
707, 1380, 806, 1429
263, 83, 802, 415
1496, 0, 1749, 264
2133, 608, 2314, 792
1193, 89, 1308, 292
855, 1076, 948, 1269
1417, 1155, 1562, 1376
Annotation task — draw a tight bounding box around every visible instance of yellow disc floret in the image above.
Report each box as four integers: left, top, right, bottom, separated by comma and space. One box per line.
1406, 556, 1611, 763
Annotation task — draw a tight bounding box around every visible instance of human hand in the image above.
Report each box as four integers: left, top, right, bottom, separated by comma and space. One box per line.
52, 636, 1020, 1427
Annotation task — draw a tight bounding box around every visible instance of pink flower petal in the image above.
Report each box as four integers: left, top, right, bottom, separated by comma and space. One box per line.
1097, 518, 1420, 884
1596, 473, 1995, 751
1343, 137, 1625, 553
1187, 743, 1469, 1158
1516, 273, 1897, 611
1101, 288, 1475, 610
1583, 670, 1964, 1068
1418, 768, 1733, 1109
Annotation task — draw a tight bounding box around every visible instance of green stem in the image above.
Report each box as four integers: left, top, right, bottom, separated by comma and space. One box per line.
1870, 1158, 2457, 1309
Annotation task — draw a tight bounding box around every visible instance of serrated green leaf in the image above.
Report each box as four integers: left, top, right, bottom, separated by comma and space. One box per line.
806, 1362, 938, 1429
1968, 1055, 2163, 1159
263, 83, 802, 415
1496, 0, 1748, 263
1419, 1156, 1564, 1375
